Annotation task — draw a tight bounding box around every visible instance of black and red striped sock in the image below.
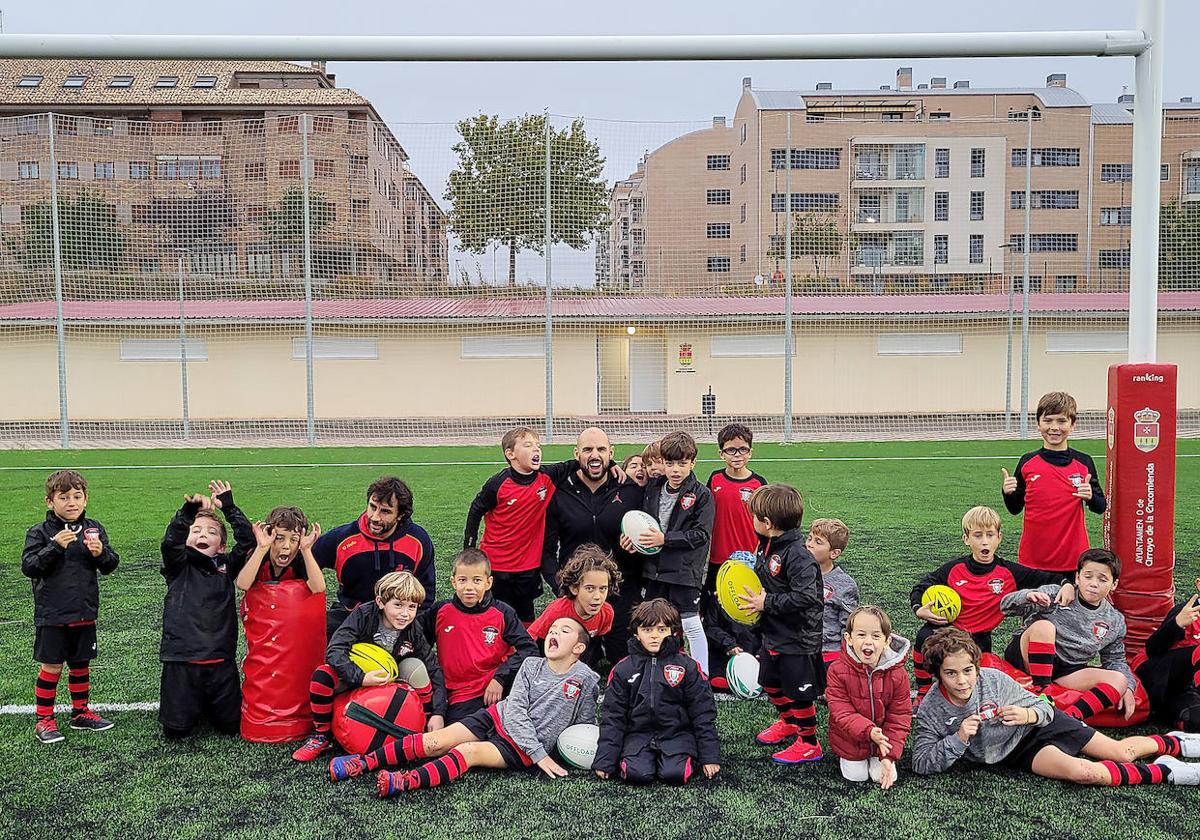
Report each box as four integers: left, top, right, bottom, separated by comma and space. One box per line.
364, 734, 427, 771
1101, 760, 1168, 786
1026, 641, 1056, 690
399, 748, 469, 791
784, 702, 819, 745
1065, 683, 1122, 720
912, 650, 932, 698
67, 663, 90, 712
763, 687, 793, 725
1151, 734, 1183, 758
309, 665, 338, 733
34, 668, 60, 720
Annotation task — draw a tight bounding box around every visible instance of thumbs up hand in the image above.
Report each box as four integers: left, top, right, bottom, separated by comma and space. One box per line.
1073, 473, 1093, 500
1001, 468, 1018, 495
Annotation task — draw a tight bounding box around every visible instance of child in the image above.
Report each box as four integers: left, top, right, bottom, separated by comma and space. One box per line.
622, 431, 714, 675
158, 480, 254, 739
641, 442, 664, 480
1134, 579, 1200, 732
327, 617, 600, 794
529, 544, 620, 669
706, 423, 767, 594
293, 571, 446, 761
736, 484, 825, 764
912, 627, 1200, 787
418, 548, 537, 724
622, 453, 647, 487
1001, 547, 1138, 721
1002, 391, 1106, 572
909, 506, 1073, 700
825, 606, 911, 789
809, 518, 858, 668
23, 469, 120, 743
703, 588, 760, 692
595, 598, 721, 784
234, 506, 325, 593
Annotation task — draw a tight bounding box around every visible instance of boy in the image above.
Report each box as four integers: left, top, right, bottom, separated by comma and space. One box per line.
809, 518, 858, 668
23, 469, 120, 743
1001, 547, 1137, 721
418, 548, 537, 724
234, 506, 325, 593
595, 598, 721, 784
909, 506, 1073, 700
327, 617, 599, 794
159, 480, 254, 739
706, 423, 767, 594
622, 431, 714, 674
641, 441, 664, 480
703, 589, 760, 692
736, 484, 825, 764
294, 571, 446, 761
912, 627, 1200, 787
1134, 579, 1200, 732
1002, 391, 1106, 572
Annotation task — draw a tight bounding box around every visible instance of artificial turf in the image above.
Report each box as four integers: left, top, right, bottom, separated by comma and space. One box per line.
0, 439, 1197, 840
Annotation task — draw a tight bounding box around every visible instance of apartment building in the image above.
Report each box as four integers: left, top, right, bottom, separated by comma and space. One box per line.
603, 69, 1200, 295
0, 60, 447, 289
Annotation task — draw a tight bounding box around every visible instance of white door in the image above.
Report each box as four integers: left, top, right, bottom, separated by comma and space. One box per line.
628, 337, 666, 413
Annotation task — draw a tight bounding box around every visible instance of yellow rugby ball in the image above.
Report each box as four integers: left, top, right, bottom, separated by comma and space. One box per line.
349, 642, 398, 681
921, 584, 962, 623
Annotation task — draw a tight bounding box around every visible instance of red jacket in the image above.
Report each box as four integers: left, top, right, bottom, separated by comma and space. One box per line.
825, 634, 912, 761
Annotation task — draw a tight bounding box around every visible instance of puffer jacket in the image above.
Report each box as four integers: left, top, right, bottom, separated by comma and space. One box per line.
824, 633, 912, 761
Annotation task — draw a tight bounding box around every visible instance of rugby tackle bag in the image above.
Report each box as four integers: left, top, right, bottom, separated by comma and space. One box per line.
332, 683, 427, 754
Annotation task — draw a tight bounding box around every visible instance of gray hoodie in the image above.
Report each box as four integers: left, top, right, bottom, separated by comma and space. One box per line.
496, 656, 599, 764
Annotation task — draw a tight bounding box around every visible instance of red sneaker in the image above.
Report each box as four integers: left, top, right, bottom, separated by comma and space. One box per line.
710, 677, 730, 692
292, 732, 333, 762
35, 717, 64, 744
772, 740, 823, 764
377, 770, 403, 798
755, 720, 799, 745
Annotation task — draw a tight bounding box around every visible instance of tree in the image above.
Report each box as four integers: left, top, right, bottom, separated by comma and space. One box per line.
766, 213, 843, 277
264, 185, 335, 246
1158, 198, 1200, 289
8, 189, 125, 271
445, 113, 607, 286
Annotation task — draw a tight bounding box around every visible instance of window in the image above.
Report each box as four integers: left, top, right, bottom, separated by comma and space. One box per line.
893, 145, 924, 180
120, 339, 207, 361
189, 246, 237, 276
707, 256, 731, 272
291, 338, 378, 360
706, 189, 731, 205
193, 75, 218, 88
1012, 147, 1080, 167
57, 162, 79, 180
929, 112, 950, 121
934, 148, 949, 178
1187, 163, 1200, 195
279, 160, 300, 179
711, 335, 795, 357
934, 192, 949, 222
707, 223, 731, 239
1011, 190, 1079, 209
461, 335, 544, 359
314, 159, 336, 178
1100, 207, 1132, 226
1012, 275, 1043, 293
16, 75, 42, 88
1055, 276, 1079, 293
877, 333, 962, 356
969, 191, 984, 221
18, 161, 39, 180
93, 118, 113, 136
130, 161, 150, 179
94, 162, 114, 180
740, 244, 747, 263
771, 193, 839, 213
706, 154, 730, 170
1099, 248, 1131, 268
1162, 163, 1170, 181
770, 148, 841, 170
63, 75, 88, 88
1100, 163, 1132, 182
882, 112, 903, 122
1009, 233, 1078, 252
740, 162, 746, 184
17, 116, 39, 135
969, 234, 984, 264
970, 148, 985, 177
740, 123, 747, 144
740, 203, 746, 223
200, 157, 221, 179
109, 75, 134, 88
1008, 108, 1042, 121
1046, 330, 1127, 353
806, 112, 826, 122
155, 75, 179, 88
934, 234, 948, 264
856, 193, 881, 223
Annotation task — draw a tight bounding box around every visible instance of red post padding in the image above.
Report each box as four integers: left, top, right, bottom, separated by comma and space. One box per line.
983, 653, 1150, 728
332, 683, 427, 755
1104, 363, 1178, 658
239, 579, 327, 743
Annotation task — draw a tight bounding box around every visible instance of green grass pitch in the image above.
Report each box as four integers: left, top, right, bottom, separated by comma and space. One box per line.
0, 440, 1197, 840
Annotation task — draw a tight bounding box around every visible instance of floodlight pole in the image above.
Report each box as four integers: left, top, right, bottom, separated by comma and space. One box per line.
301, 114, 316, 445
1129, 0, 1164, 363
783, 113, 794, 444
1020, 109, 1032, 438
47, 113, 68, 448
544, 111, 553, 442
178, 253, 190, 440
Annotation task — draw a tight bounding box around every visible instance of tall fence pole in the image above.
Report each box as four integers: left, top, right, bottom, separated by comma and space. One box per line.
783, 113, 794, 444
300, 114, 316, 445
1129, 0, 1164, 363
543, 111, 554, 442
1020, 108, 1033, 437
47, 112, 69, 448
177, 253, 190, 439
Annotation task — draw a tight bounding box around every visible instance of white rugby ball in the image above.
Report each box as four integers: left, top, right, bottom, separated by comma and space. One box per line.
556, 723, 600, 770
620, 510, 662, 555
727, 652, 762, 700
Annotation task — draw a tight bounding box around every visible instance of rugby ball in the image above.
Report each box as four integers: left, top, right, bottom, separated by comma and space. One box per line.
556, 723, 600, 770
620, 510, 663, 556
921, 584, 963, 623
727, 652, 762, 700
349, 642, 399, 682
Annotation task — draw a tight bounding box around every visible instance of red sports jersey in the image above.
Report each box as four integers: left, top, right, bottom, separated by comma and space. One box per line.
254, 560, 301, 583
466, 469, 558, 574
527, 596, 614, 640
706, 469, 766, 565
909, 555, 1064, 634
423, 595, 529, 705
1005, 448, 1105, 572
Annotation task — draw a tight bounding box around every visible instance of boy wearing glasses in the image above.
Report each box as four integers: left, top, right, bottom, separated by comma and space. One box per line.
705, 424, 767, 594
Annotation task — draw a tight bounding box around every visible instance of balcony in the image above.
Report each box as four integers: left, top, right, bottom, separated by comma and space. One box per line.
852, 143, 926, 184
852, 232, 925, 273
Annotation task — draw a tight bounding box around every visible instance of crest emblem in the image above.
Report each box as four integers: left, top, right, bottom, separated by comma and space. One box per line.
1092, 621, 1110, 641
769, 555, 783, 576
537, 486, 548, 501
397, 642, 414, 658
739, 487, 753, 503
987, 578, 1004, 595
823, 584, 833, 601
663, 665, 685, 687
1068, 473, 1084, 489
680, 493, 696, 510
1133, 407, 1161, 453
482, 625, 499, 646
562, 679, 582, 700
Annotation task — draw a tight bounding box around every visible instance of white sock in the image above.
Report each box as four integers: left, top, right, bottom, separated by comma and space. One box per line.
681, 615, 709, 675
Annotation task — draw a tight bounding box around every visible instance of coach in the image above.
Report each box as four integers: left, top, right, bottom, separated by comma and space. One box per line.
312, 476, 436, 639
542, 427, 644, 661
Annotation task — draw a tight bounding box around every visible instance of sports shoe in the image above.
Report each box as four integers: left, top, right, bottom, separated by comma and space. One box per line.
1155, 755, 1200, 785
292, 732, 333, 762
377, 770, 404, 798
710, 677, 729, 692
756, 720, 799, 745
1167, 731, 1200, 759
329, 754, 368, 781
771, 740, 823, 765
70, 709, 114, 731
35, 718, 64, 744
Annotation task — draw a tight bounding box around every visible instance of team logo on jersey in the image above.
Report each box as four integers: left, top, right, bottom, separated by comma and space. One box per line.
1069, 473, 1084, 489
1092, 621, 1111, 641
612, 493, 622, 504
978, 700, 1000, 720
663, 665, 685, 687
823, 584, 833, 601
739, 487, 753, 503
537, 486, 548, 501
215, 562, 227, 575
397, 642, 414, 658
1029, 474, 1041, 482
482, 625, 500, 646
987, 578, 1005, 595
563, 679, 582, 701
769, 555, 783, 576
680, 493, 697, 510
1134, 407, 1161, 453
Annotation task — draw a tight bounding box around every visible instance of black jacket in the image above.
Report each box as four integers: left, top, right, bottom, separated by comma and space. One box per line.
704, 590, 761, 664
640, 474, 714, 590
327, 601, 448, 718
159, 493, 253, 662
755, 528, 823, 656
595, 635, 720, 773
22, 510, 119, 626
542, 471, 644, 590
1137, 601, 1199, 707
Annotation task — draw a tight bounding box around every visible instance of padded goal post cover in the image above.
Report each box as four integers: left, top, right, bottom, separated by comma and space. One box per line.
982, 652, 1150, 728
239, 579, 327, 743
332, 683, 427, 755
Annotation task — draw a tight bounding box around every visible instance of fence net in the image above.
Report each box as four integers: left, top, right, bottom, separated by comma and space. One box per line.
0, 89, 1196, 447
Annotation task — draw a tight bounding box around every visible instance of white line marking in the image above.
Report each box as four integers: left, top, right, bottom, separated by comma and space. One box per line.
0, 701, 158, 715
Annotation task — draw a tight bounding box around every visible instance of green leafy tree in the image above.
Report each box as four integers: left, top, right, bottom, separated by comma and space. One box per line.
264, 185, 336, 246
766, 213, 843, 277
445, 113, 607, 285
9, 189, 125, 271
1158, 198, 1200, 289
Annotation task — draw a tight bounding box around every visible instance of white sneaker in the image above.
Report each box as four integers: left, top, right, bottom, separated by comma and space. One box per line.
1155, 755, 1200, 785
1167, 730, 1200, 759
